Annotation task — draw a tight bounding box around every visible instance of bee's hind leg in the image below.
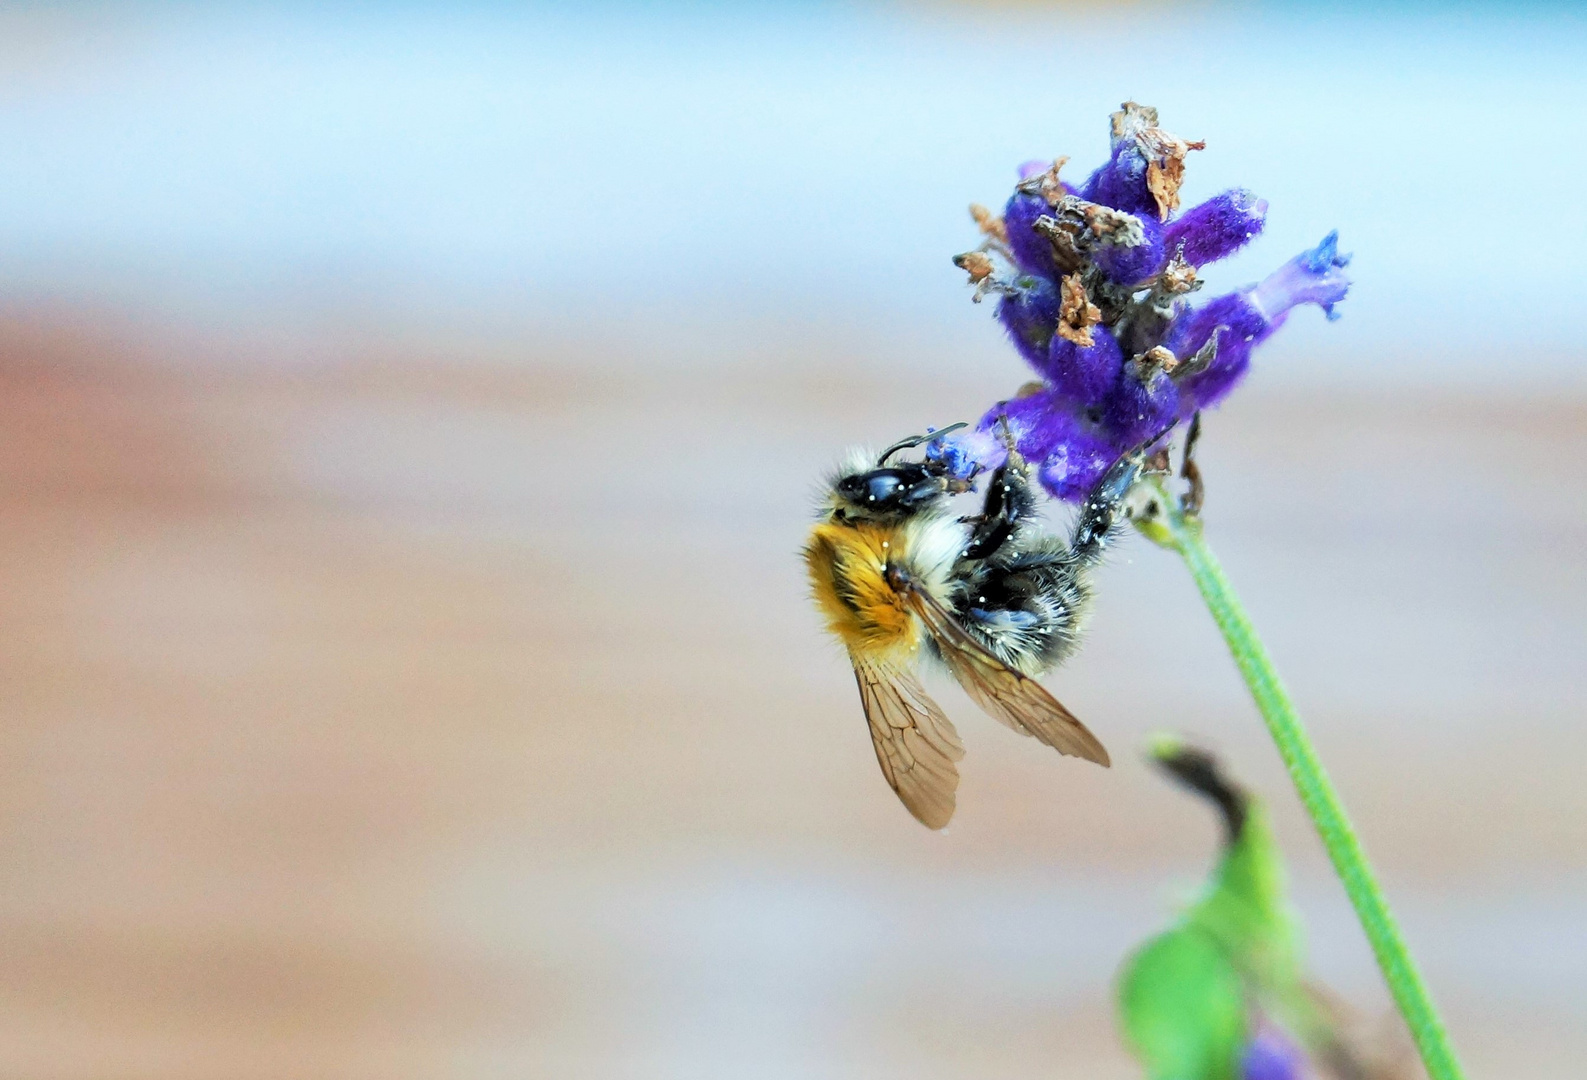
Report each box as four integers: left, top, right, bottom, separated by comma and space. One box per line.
1069, 428, 1176, 565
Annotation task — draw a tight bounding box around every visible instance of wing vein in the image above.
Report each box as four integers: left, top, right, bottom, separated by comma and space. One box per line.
904, 585, 1110, 766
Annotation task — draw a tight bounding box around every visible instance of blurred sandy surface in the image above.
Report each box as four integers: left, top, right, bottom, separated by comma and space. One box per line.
0, 313, 1584, 1078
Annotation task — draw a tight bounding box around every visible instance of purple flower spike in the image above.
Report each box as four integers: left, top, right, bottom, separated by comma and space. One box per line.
1043, 325, 1124, 404
995, 275, 1061, 368
1166, 188, 1268, 267
951, 104, 1347, 501
1252, 230, 1352, 323
1241, 1029, 1303, 1080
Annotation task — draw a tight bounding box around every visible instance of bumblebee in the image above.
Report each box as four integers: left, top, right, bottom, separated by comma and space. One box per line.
804, 425, 1149, 828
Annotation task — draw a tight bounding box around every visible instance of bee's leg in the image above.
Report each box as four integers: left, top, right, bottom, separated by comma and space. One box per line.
1069, 435, 1164, 566
961, 455, 1039, 560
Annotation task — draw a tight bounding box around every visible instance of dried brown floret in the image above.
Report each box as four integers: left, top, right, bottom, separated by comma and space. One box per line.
1056, 274, 1102, 347
1016, 156, 1070, 208
1032, 214, 1085, 274
953, 250, 996, 285
969, 203, 1008, 245
1137, 345, 1180, 375
1156, 253, 1199, 295
1081, 202, 1146, 248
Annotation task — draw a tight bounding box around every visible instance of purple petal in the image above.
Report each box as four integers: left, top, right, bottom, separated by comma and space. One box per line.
925, 426, 1004, 481
1251, 230, 1352, 323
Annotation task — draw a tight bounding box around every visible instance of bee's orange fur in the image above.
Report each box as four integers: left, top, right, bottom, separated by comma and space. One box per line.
804, 521, 920, 662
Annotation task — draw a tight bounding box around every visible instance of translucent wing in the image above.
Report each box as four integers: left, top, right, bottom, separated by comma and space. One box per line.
903, 586, 1110, 767
850, 651, 965, 829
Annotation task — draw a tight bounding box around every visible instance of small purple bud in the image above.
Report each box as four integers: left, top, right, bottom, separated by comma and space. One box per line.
1017, 159, 1049, 180
1041, 325, 1123, 405
1004, 190, 1060, 278
1081, 137, 1157, 219
1241, 1030, 1303, 1080
1165, 189, 1268, 268
1103, 353, 1180, 444
1092, 213, 1165, 286
995, 275, 1060, 369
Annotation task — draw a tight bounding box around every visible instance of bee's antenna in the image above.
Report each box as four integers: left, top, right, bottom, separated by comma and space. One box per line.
878, 422, 968, 466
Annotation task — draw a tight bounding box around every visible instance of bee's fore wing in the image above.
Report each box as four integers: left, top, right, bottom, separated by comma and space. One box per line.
904, 586, 1110, 767
850, 651, 964, 830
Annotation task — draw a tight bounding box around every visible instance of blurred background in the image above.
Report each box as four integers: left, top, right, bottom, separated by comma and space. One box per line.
0, 1, 1583, 1077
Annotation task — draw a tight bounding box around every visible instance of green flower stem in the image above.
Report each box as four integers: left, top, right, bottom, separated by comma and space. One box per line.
1139, 491, 1466, 1080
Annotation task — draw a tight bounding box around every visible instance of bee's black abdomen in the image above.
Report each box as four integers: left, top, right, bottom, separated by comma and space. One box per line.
955, 536, 1093, 674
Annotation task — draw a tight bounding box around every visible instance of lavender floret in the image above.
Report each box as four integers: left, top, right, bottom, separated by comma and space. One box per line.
1166, 188, 1268, 267
1091, 213, 1165, 287
1042, 325, 1123, 404
995, 275, 1061, 368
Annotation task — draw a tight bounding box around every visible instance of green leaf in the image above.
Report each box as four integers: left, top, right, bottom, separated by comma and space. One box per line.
1118, 739, 1313, 1079
1188, 803, 1303, 997
1118, 924, 1247, 1080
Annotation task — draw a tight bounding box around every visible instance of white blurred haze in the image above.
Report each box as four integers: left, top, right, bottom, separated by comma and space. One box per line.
0, 2, 1584, 383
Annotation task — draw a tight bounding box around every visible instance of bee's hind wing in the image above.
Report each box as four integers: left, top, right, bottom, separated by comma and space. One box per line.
851, 652, 964, 829
903, 586, 1110, 767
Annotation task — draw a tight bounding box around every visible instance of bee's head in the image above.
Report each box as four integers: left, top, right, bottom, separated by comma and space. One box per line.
831, 463, 947, 518
825, 424, 971, 522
